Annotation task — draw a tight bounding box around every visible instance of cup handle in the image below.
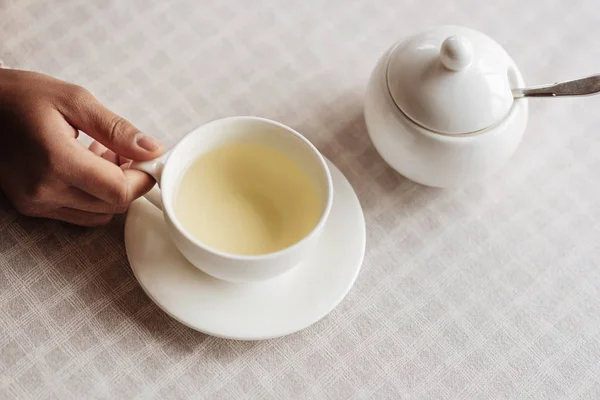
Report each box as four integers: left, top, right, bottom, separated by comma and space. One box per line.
130, 151, 171, 210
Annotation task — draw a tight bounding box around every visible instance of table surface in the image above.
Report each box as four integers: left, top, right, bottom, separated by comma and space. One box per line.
2, 0, 600, 398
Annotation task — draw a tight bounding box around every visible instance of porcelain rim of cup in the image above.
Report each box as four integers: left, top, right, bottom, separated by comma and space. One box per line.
161, 116, 334, 262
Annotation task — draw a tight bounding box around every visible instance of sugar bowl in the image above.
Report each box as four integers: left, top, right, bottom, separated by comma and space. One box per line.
364, 25, 528, 188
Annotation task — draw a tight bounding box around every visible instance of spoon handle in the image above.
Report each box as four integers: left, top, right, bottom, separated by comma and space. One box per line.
512, 73, 600, 98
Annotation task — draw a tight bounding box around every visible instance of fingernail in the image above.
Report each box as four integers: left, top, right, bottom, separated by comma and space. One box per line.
136, 134, 162, 152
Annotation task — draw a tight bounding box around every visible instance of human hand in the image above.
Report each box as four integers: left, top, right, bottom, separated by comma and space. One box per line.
0, 69, 164, 226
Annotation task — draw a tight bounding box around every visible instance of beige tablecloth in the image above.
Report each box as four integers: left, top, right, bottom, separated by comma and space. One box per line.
2, 0, 600, 398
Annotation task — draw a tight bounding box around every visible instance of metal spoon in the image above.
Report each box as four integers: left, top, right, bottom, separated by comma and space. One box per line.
512, 73, 600, 98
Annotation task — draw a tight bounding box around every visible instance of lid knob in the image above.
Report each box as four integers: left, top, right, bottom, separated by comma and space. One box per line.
440, 36, 473, 71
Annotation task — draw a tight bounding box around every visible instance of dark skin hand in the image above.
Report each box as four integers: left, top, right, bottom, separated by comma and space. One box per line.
0, 68, 165, 226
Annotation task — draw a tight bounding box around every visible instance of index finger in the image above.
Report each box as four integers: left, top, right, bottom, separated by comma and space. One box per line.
122, 167, 156, 203
63, 140, 155, 206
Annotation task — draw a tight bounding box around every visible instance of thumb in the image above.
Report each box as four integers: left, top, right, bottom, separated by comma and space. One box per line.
59, 85, 164, 161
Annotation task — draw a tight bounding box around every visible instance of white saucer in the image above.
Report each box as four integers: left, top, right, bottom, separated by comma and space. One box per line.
124, 159, 366, 340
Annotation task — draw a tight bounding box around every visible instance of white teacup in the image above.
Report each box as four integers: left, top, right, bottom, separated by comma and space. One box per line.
131, 116, 333, 283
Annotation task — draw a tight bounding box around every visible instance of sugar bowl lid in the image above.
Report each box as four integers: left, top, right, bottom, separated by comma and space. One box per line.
386, 26, 516, 135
